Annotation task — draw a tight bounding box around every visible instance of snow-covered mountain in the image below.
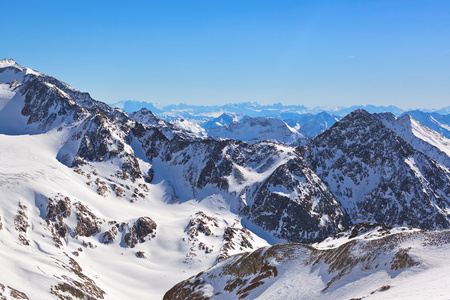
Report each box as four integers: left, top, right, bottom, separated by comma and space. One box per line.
283, 111, 341, 138
110, 100, 409, 118
0, 59, 344, 298
0, 59, 269, 298
402, 110, 450, 139
302, 109, 450, 229
169, 118, 207, 137
2, 59, 450, 299
207, 116, 306, 145
376, 112, 450, 168
201, 112, 247, 131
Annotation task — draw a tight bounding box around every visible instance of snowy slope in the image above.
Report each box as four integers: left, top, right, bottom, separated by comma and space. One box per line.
170, 118, 207, 137
165, 226, 450, 300
405, 110, 450, 139
377, 112, 450, 168
0, 128, 268, 299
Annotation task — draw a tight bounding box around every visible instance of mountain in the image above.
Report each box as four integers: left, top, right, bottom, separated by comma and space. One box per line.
324, 104, 406, 116
129, 107, 201, 140
201, 112, 247, 131
2, 59, 450, 299
111, 100, 164, 115
402, 110, 450, 139
302, 109, 450, 229
165, 225, 450, 300
170, 118, 207, 137
0, 59, 345, 298
207, 116, 306, 145
434, 106, 450, 115
376, 112, 450, 169
110, 100, 411, 118
283, 112, 341, 138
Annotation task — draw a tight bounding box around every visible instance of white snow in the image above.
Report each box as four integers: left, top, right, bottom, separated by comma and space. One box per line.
0, 131, 268, 299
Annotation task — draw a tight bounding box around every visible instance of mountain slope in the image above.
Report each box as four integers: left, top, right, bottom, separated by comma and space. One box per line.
302, 109, 450, 229
405, 110, 450, 139
131, 127, 347, 243
376, 112, 450, 168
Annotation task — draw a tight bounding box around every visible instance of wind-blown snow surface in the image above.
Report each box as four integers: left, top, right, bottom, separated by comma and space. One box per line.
0, 131, 268, 299
165, 226, 450, 300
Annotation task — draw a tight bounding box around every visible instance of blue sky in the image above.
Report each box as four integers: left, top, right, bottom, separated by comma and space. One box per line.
2, 0, 449, 109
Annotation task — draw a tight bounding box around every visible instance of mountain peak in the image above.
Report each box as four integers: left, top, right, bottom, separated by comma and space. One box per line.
0, 58, 19, 67
350, 108, 372, 117
329, 108, 380, 132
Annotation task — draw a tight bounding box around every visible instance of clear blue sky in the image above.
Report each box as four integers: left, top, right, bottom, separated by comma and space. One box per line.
2, 0, 449, 109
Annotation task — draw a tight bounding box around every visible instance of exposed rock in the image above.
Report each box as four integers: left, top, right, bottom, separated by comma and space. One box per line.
0, 283, 29, 299
124, 217, 157, 248
95, 178, 111, 197
134, 217, 157, 242
136, 251, 146, 258
46, 194, 71, 238
166, 230, 450, 299
14, 202, 29, 233
248, 157, 347, 243
14, 202, 30, 246
112, 184, 125, 197
51, 256, 105, 299
100, 227, 118, 245
186, 211, 219, 239
73, 202, 102, 238
217, 226, 255, 261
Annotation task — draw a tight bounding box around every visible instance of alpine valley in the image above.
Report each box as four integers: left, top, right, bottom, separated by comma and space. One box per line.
1, 59, 450, 300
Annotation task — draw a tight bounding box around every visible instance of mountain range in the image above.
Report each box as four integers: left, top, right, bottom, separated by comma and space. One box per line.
113, 101, 450, 144
1, 58, 450, 299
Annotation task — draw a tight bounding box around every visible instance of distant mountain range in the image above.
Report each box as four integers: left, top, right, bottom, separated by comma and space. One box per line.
112, 99, 450, 118
113, 101, 450, 143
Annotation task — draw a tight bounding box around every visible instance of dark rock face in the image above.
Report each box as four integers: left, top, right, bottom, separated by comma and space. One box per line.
124, 217, 157, 248
100, 227, 118, 245
46, 194, 72, 238
14, 202, 30, 246
20, 77, 86, 131
135, 217, 157, 242
249, 158, 347, 243
186, 212, 219, 238
302, 109, 450, 229
73, 203, 102, 238
72, 112, 142, 181
8, 70, 145, 181
217, 226, 255, 262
